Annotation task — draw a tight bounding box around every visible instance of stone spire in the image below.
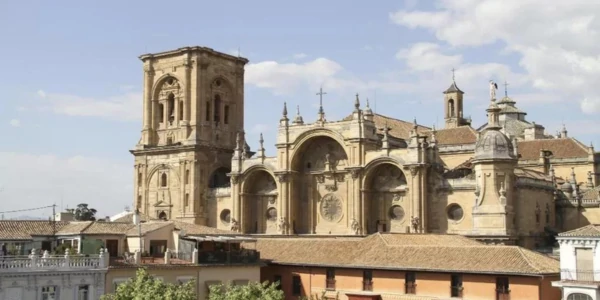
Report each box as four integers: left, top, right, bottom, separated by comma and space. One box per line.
292, 105, 304, 125
486, 99, 501, 130
382, 122, 390, 150
280, 102, 289, 127
257, 133, 265, 159
430, 124, 437, 144
354, 93, 360, 112
588, 171, 595, 188
561, 124, 568, 138
363, 98, 374, 121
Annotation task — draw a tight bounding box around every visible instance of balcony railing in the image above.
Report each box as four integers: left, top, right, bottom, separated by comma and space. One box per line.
451, 286, 463, 298
325, 279, 336, 290
362, 280, 373, 291
405, 282, 416, 294
0, 249, 107, 271
197, 250, 260, 265
560, 269, 600, 282
496, 288, 510, 300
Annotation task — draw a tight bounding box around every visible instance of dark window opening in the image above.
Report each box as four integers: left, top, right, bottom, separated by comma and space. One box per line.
166, 137, 173, 145
496, 277, 510, 300
205, 101, 210, 121
448, 99, 455, 118
224, 105, 230, 124
273, 275, 282, 290
209, 167, 231, 188
362, 270, 373, 291
405, 272, 416, 294
185, 169, 190, 185
158, 104, 164, 123
292, 275, 301, 296
138, 173, 142, 186
451, 274, 463, 298
137, 195, 142, 209
184, 194, 189, 208
160, 173, 168, 187
306, 162, 311, 169
213, 94, 221, 124
326, 268, 336, 290
167, 93, 175, 123
158, 211, 167, 221
179, 100, 184, 121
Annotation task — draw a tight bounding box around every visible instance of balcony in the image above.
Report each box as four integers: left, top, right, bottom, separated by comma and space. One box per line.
197, 249, 260, 265
0, 249, 107, 272
560, 269, 600, 283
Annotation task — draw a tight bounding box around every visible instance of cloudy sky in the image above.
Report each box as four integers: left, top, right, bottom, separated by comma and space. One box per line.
1, 0, 599, 218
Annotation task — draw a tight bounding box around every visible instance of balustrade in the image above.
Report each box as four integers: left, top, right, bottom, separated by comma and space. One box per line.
0, 248, 107, 271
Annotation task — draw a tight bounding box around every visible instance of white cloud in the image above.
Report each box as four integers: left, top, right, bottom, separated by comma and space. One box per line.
0, 152, 131, 218
37, 90, 46, 98
16, 106, 26, 112
292, 53, 307, 59
9, 119, 20, 127
581, 98, 600, 114
390, 0, 600, 112
396, 43, 462, 72
39, 91, 142, 121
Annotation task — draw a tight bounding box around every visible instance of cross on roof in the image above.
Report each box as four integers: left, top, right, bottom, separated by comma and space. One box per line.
451, 68, 456, 82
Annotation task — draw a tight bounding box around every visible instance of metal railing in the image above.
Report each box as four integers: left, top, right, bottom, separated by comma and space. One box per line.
325, 279, 336, 290
197, 250, 260, 264
405, 282, 416, 294
451, 286, 463, 298
560, 269, 600, 282
362, 280, 373, 291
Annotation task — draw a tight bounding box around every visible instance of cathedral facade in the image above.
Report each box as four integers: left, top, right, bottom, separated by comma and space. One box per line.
132, 47, 600, 248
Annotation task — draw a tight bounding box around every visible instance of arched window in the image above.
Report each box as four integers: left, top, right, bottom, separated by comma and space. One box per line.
567, 293, 592, 300
167, 94, 175, 123
448, 99, 455, 117
185, 169, 190, 185
158, 211, 167, 221
213, 94, 221, 124
160, 173, 168, 187
224, 105, 230, 125
184, 193, 189, 208
166, 136, 173, 145
138, 173, 142, 186
205, 101, 210, 121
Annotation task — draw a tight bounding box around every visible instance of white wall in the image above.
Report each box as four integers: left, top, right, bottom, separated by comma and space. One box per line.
558, 238, 600, 281
0, 271, 106, 300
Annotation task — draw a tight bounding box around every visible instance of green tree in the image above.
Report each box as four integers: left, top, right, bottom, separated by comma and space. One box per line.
208, 281, 284, 300
100, 268, 196, 300
73, 203, 97, 221
299, 291, 340, 300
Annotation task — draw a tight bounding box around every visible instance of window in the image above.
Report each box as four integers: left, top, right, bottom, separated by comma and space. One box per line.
451, 274, 463, 298
184, 194, 189, 208
362, 270, 373, 291
205, 101, 210, 121
273, 275, 282, 290
77, 285, 89, 300
185, 169, 190, 185
179, 100, 184, 121
405, 272, 416, 294
496, 277, 510, 300
326, 268, 336, 290
158, 104, 164, 123
41, 286, 59, 300
167, 93, 175, 123
160, 173, 168, 187
568, 293, 593, 300
213, 95, 221, 124
292, 275, 302, 296
224, 105, 230, 124
137, 195, 142, 209
448, 99, 455, 117
138, 172, 142, 186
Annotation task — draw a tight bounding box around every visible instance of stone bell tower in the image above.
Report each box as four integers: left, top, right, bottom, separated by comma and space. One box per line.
131, 46, 248, 224
443, 72, 470, 129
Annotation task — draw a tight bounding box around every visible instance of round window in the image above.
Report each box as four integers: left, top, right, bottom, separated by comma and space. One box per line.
389, 205, 405, 221
266, 208, 277, 222
220, 209, 231, 224
447, 204, 464, 221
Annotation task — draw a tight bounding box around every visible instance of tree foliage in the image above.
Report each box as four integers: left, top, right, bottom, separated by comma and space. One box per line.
73, 203, 97, 221
100, 268, 196, 300
207, 281, 284, 300
299, 291, 340, 300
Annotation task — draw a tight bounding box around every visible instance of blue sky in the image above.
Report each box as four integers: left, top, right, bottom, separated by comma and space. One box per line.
1, 0, 599, 218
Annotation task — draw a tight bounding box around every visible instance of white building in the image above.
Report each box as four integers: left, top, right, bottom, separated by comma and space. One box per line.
0, 249, 108, 300
553, 225, 600, 300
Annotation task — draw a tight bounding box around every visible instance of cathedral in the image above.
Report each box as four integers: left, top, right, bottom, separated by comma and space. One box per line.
131, 46, 600, 248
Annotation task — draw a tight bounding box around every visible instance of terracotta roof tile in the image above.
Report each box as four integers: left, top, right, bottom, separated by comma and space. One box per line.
171, 220, 236, 236
517, 138, 589, 160
342, 113, 430, 140
56, 221, 93, 235
582, 186, 600, 201
0, 220, 69, 240
514, 168, 554, 181
85, 222, 134, 235
425, 126, 478, 145
558, 225, 600, 237
126, 221, 172, 236
256, 233, 559, 275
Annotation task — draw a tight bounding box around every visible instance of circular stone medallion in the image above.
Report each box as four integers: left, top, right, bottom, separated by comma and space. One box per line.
320, 194, 343, 222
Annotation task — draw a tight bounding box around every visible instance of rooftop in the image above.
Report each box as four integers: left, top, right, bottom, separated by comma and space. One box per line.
517, 138, 590, 160
558, 225, 600, 238
255, 233, 559, 276
0, 220, 69, 241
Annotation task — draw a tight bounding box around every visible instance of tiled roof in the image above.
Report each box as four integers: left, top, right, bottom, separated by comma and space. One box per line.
256, 233, 559, 275
112, 212, 151, 223
85, 222, 134, 235
514, 168, 554, 181
0, 220, 69, 240
125, 221, 173, 236
426, 126, 478, 145
582, 186, 600, 201
171, 220, 236, 236
558, 225, 600, 237
517, 138, 589, 160
342, 113, 430, 140
56, 221, 94, 235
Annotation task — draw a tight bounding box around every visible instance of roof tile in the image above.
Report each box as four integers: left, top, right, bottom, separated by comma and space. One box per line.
517, 138, 589, 160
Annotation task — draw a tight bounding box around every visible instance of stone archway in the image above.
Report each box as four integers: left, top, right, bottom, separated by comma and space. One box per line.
364, 163, 407, 233
291, 136, 348, 234
242, 170, 278, 234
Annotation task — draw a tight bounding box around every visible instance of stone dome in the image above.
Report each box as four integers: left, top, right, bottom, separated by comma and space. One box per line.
561, 182, 573, 192
474, 129, 516, 161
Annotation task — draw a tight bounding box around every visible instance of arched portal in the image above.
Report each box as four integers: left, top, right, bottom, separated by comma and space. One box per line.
209, 167, 231, 188
291, 135, 348, 234
364, 163, 407, 233
242, 170, 278, 234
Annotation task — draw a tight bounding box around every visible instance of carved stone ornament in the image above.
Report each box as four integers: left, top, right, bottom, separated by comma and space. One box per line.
229, 218, 239, 232
277, 173, 288, 183
392, 193, 403, 202
409, 166, 419, 177
320, 193, 343, 222
230, 175, 239, 185
350, 169, 361, 179
325, 182, 338, 192
351, 218, 361, 235
316, 175, 325, 184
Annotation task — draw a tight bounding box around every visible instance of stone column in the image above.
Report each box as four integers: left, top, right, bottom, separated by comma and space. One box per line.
361, 190, 368, 234
232, 175, 241, 231
351, 169, 362, 231
277, 173, 289, 234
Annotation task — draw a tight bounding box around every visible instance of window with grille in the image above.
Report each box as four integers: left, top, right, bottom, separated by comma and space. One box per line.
567, 293, 593, 300
450, 274, 463, 297
496, 277, 510, 300
405, 272, 416, 294
363, 270, 373, 291
292, 275, 301, 296
326, 268, 336, 290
